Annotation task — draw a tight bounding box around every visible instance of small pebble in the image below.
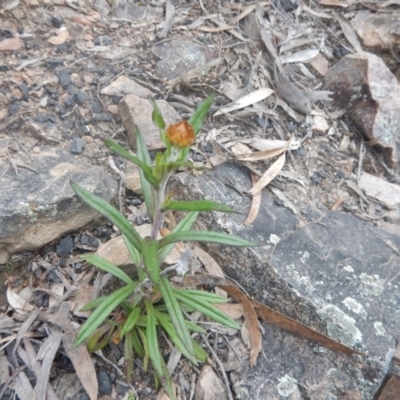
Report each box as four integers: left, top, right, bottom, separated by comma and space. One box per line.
8, 102, 21, 116
56, 235, 74, 257
48, 268, 62, 283
32, 146, 41, 154
70, 137, 86, 154
82, 135, 93, 144
58, 70, 72, 88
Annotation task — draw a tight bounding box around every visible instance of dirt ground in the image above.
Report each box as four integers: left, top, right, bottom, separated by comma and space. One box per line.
1, 0, 400, 399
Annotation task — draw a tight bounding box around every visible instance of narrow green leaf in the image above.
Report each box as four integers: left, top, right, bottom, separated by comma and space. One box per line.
121, 306, 141, 338
174, 291, 241, 330
75, 282, 137, 346
188, 93, 215, 136
163, 200, 235, 213
159, 230, 258, 249
145, 301, 163, 376
80, 253, 134, 285
154, 354, 176, 400
80, 296, 107, 312
124, 329, 134, 379
185, 320, 207, 334
149, 97, 166, 130
70, 181, 143, 253
135, 126, 156, 219
193, 340, 209, 363
142, 238, 161, 284
173, 288, 228, 304
131, 328, 145, 359
159, 277, 194, 356
155, 310, 198, 365
158, 211, 199, 263
122, 235, 143, 278
104, 139, 159, 186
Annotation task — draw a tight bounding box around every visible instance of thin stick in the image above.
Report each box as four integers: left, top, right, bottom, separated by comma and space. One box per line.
200, 333, 234, 400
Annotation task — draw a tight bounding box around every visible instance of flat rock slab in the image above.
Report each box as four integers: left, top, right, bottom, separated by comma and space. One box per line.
0, 151, 116, 264
171, 162, 400, 399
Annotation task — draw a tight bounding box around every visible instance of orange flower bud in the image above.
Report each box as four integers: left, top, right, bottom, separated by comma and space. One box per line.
165, 121, 195, 148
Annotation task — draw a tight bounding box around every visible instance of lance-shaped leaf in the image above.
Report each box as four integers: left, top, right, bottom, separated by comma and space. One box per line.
142, 238, 161, 284
80, 296, 107, 312
188, 93, 215, 135
80, 254, 134, 285
145, 301, 163, 377
158, 211, 199, 263
172, 288, 228, 304
122, 235, 142, 278
163, 199, 236, 213
135, 126, 156, 219
159, 277, 194, 356
70, 181, 143, 253
159, 230, 257, 249
104, 139, 159, 186
124, 329, 134, 379
75, 282, 137, 346
121, 306, 141, 338
87, 325, 114, 352
174, 290, 240, 330
131, 328, 145, 359
149, 97, 166, 130
154, 310, 198, 365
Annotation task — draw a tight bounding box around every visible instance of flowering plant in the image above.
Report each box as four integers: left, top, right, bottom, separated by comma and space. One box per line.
70, 95, 256, 399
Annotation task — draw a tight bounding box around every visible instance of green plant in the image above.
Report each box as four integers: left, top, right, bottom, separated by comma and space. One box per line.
70, 94, 257, 399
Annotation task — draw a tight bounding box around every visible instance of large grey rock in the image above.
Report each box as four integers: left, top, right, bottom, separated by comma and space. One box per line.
170, 162, 400, 399
0, 151, 116, 264
324, 53, 400, 166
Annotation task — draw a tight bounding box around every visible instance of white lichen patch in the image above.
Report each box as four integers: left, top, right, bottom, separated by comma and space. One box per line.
320, 304, 362, 346
300, 251, 310, 264
373, 322, 386, 337
277, 375, 298, 397
269, 234, 280, 245
359, 273, 384, 296
343, 265, 354, 273
342, 297, 367, 319
285, 264, 317, 294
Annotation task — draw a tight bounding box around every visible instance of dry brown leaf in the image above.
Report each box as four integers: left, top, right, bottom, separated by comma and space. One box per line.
0, 37, 22, 50
48, 27, 69, 45
244, 173, 262, 226
235, 143, 288, 162
249, 297, 362, 357
332, 11, 363, 53
269, 187, 299, 215
319, 0, 353, 7
218, 285, 262, 367
281, 49, 319, 64
214, 88, 274, 116
248, 152, 286, 196
193, 246, 224, 278
213, 303, 244, 319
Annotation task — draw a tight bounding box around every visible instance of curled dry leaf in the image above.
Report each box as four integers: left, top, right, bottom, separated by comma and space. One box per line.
214, 88, 274, 116
332, 11, 363, 53
244, 173, 262, 226
248, 152, 286, 196
280, 49, 319, 64
7, 285, 35, 314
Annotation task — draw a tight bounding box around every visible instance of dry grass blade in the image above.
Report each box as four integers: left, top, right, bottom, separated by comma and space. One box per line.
235, 142, 288, 162
249, 297, 363, 357
214, 88, 274, 116
218, 285, 261, 367
332, 11, 363, 53
248, 152, 286, 196
158, 0, 175, 38
244, 174, 262, 226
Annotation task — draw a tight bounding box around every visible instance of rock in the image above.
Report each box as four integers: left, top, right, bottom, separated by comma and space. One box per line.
93, 0, 111, 16
101, 76, 153, 98
125, 163, 141, 193
194, 365, 228, 400
58, 70, 72, 88
152, 40, 216, 80
119, 94, 180, 151
54, 373, 87, 400
0, 151, 117, 264
56, 235, 74, 257
170, 162, 400, 399
324, 53, 400, 166
352, 11, 400, 51
70, 137, 86, 154
97, 370, 112, 395
377, 376, 400, 400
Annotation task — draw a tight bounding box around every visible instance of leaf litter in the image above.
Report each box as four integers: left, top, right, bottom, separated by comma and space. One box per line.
2, 0, 399, 398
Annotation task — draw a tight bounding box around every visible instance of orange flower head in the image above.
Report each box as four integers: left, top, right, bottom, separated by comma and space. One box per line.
165, 121, 195, 148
